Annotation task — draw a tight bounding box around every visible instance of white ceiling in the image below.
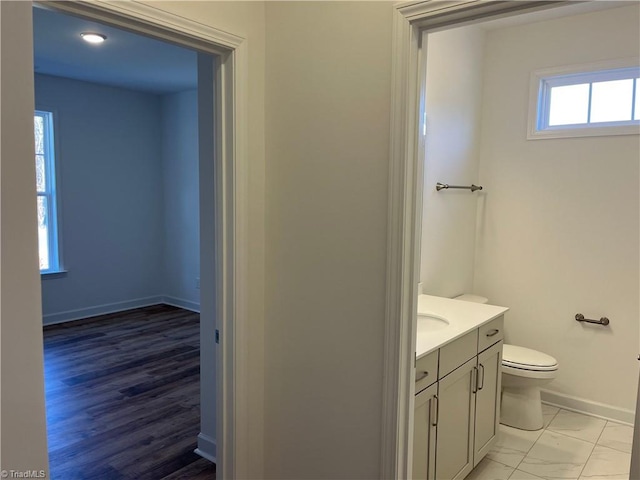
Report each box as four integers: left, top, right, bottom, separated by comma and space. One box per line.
33, 6, 197, 95
479, 1, 632, 30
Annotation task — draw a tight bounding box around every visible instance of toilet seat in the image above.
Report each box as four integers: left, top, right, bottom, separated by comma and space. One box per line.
502, 344, 558, 372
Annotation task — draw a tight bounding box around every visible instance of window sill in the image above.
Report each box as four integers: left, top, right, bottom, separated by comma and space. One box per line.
41, 269, 68, 279
527, 124, 640, 140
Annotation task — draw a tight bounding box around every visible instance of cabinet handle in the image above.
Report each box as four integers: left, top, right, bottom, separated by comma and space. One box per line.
478, 364, 485, 391
416, 371, 430, 382
472, 366, 478, 393
486, 329, 499, 337
431, 395, 438, 427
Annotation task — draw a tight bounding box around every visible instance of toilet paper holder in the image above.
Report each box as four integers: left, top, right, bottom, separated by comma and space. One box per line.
575, 313, 610, 326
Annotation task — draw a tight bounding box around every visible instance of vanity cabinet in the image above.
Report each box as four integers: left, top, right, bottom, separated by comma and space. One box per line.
473, 340, 502, 464
435, 357, 476, 480
412, 382, 437, 480
413, 316, 504, 480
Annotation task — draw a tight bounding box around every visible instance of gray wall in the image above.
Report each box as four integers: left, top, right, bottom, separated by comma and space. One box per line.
36, 74, 165, 322
35, 74, 200, 323
264, 3, 393, 478
161, 89, 200, 310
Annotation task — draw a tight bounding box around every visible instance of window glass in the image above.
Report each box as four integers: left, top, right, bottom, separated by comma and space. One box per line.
34, 110, 60, 273
548, 84, 589, 126
37, 195, 50, 270
590, 79, 633, 123
36, 154, 46, 192
34, 115, 44, 154
635, 78, 640, 121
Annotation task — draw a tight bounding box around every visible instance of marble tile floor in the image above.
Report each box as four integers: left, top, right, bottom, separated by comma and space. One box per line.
467, 405, 634, 480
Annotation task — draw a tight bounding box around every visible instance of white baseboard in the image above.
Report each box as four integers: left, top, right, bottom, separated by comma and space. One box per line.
195, 433, 217, 463
43, 296, 201, 325
43, 296, 164, 325
162, 296, 200, 313
541, 389, 635, 425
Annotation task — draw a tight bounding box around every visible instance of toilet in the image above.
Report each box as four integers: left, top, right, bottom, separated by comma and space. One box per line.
454, 294, 559, 431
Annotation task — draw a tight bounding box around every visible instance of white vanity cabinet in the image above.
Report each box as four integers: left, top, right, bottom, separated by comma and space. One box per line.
473, 340, 503, 464
435, 356, 476, 479
413, 315, 504, 480
412, 351, 439, 480
413, 382, 437, 480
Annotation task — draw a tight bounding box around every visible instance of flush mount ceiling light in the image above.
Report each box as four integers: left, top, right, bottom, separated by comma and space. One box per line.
80, 33, 107, 44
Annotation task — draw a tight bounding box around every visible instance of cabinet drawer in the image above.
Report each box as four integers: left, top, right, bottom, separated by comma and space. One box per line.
416, 350, 438, 393
439, 330, 478, 379
478, 316, 504, 352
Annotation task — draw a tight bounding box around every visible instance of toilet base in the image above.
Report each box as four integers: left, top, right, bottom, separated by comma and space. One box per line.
500, 385, 544, 431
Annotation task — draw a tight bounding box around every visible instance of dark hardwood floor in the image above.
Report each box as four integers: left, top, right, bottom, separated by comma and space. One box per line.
43, 304, 216, 480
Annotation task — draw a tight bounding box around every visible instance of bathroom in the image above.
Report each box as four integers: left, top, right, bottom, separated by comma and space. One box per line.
414, 3, 639, 480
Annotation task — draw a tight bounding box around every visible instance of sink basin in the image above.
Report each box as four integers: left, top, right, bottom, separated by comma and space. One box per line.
418, 313, 450, 331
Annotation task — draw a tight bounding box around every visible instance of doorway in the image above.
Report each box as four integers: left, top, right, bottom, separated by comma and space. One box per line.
383, 2, 640, 478
2, 1, 251, 477
34, 5, 209, 477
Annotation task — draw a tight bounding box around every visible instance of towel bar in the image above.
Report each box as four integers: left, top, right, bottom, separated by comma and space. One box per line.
575, 313, 610, 326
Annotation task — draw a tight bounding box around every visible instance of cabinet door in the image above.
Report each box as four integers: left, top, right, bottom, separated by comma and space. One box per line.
474, 340, 503, 464
413, 383, 437, 480
435, 358, 476, 480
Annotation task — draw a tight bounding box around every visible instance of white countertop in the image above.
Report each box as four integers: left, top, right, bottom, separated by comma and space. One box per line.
416, 295, 509, 359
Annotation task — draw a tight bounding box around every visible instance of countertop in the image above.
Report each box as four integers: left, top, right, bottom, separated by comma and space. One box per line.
416, 294, 509, 359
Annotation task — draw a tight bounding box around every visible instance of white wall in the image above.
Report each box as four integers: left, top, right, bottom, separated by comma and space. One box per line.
35, 74, 165, 323
473, 5, 640, 415
0, 1, 49, 473
161, 89, 200, 311
264, 2, 392, 478
420, 26, 486, 298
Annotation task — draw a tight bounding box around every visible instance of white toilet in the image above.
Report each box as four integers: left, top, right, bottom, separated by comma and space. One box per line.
455, 294, 559, 431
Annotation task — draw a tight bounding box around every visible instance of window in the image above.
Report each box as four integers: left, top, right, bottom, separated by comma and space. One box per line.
34, 110, 61, 273
528, 59, 640, 139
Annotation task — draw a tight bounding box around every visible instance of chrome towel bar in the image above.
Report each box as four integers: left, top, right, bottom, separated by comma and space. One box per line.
436, 182, 483, 192
575, 313, 610, 326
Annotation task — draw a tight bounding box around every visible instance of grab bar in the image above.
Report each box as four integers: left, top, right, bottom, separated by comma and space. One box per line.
575, 313, 610, 326
436, 182, 483, 192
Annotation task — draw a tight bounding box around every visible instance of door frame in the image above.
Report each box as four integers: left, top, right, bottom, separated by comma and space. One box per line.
37, 2, 251, 478
381, 2, 567, 478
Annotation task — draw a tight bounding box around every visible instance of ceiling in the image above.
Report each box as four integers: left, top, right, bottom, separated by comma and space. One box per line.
33, 6, 197, 95
479, 1, 631, 30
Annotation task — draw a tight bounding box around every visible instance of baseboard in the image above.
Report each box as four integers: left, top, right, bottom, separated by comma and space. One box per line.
541, 389, 635, 425
195, 433, 217, 463
43, 296, 164, 325
43, 295, 202, 325
161, 296, 200, 313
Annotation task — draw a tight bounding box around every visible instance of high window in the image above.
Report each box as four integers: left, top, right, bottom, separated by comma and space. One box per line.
34, 110, 61, 273
528, 60, 640, 139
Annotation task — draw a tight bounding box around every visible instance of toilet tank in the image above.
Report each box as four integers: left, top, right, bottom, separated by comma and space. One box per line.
454, 293, 489, 304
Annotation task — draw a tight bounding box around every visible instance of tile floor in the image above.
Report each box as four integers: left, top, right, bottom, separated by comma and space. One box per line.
467, 405, 634, 480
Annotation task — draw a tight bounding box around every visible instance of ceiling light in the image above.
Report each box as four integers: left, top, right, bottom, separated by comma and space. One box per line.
81, 33, 106, 44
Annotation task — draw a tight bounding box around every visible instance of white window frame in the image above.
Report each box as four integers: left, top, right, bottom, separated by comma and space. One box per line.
527, 58, 640, 140
35, 109, 63, 274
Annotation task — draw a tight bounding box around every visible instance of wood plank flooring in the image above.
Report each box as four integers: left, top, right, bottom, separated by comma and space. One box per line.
43, 305, 216, 480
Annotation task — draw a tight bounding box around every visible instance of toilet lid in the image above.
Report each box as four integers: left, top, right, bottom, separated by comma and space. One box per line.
502, 344, 558, 371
